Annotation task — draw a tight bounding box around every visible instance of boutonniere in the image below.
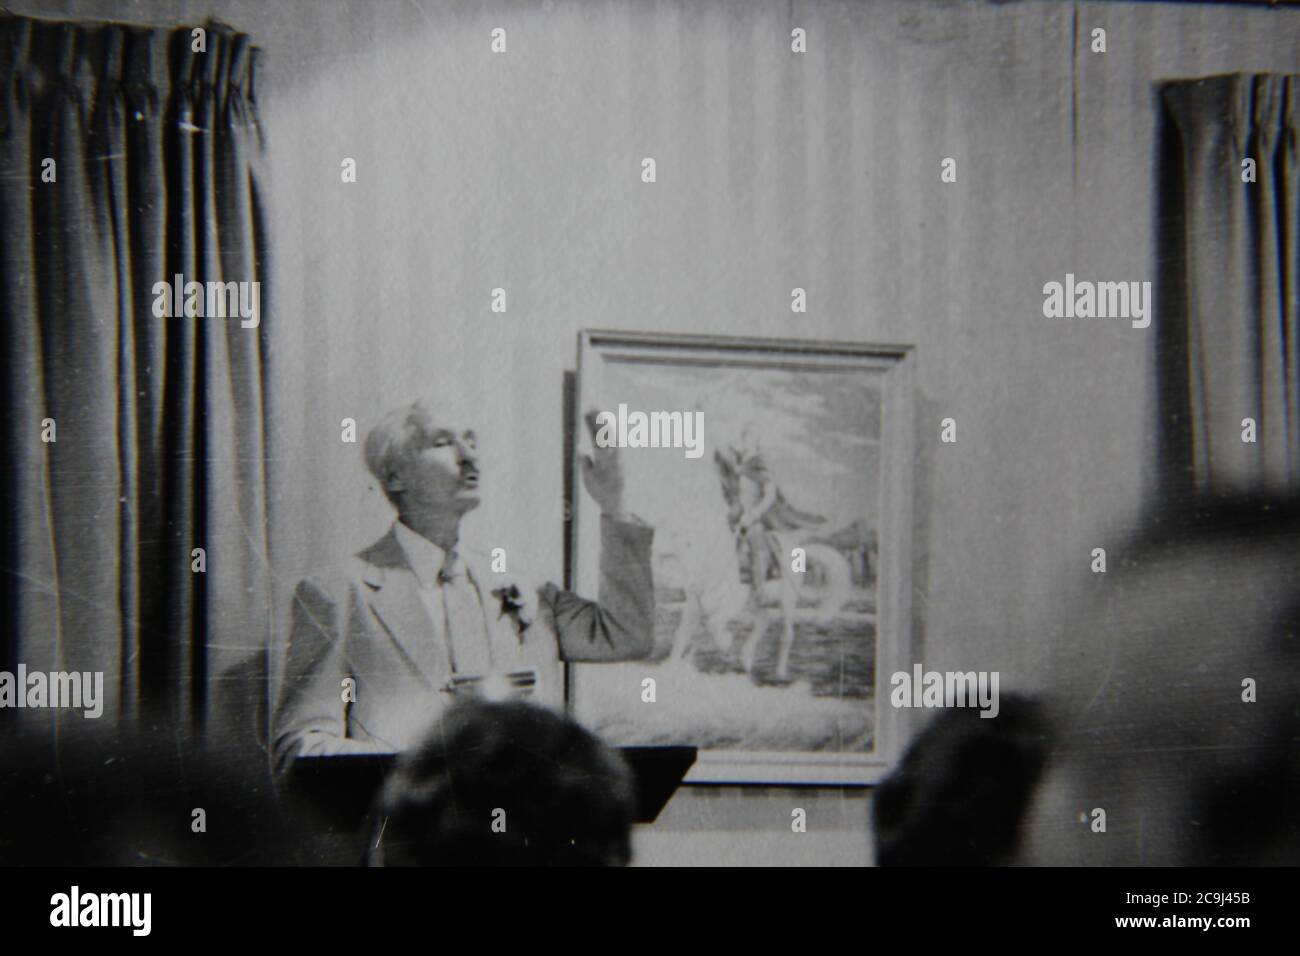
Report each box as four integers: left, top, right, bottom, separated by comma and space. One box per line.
491, 583, 534, 640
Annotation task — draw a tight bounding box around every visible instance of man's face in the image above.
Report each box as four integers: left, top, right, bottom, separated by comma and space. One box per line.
390, 415, 481, 517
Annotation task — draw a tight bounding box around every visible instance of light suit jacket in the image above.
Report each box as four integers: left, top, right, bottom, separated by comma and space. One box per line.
271, 515, 654, 769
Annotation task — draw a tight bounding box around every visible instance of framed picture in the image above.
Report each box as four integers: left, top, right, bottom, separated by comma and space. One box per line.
568, 331, 915, 784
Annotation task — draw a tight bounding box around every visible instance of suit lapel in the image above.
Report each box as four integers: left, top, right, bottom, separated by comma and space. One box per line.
359, 529, 447, 686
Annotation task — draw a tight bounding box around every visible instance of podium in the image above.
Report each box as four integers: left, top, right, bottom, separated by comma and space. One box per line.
284, 745, 696, 831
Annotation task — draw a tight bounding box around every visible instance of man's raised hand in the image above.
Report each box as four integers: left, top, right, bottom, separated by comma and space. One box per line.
582, 409, 625, 516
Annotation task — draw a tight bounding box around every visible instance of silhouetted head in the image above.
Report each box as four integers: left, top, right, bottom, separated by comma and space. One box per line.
368, 700, 635, 866
873, 694, 1050, 866
1019, 493, 1300, 864
0, 722, 290, 865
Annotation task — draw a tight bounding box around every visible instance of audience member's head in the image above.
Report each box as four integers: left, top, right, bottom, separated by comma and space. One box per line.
876, 494, 1300, 866
1018, 492, 1300, 864
0, 721, 291, 865
873, 694, 1050, 865
368, 700, 635, 866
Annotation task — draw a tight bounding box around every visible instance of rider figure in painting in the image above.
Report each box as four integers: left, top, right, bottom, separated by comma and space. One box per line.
669, 421, 850, 681
719, 426, 826, 614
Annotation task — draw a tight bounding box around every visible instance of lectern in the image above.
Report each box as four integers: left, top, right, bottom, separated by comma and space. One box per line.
284, 745, 696, 834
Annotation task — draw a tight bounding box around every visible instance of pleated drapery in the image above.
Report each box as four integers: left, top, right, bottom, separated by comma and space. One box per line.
1163, 74, 1300, 493
0, 15, 270, 734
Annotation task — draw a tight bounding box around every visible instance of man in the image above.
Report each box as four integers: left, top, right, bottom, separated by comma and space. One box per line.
271, 399, 654, 769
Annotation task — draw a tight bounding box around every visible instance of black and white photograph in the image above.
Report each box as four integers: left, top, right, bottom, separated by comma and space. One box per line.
0, 0, 1299, 935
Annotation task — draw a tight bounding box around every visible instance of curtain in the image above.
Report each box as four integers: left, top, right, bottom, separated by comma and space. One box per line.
0, 15, 270, 739
1162, 74, 1300, 493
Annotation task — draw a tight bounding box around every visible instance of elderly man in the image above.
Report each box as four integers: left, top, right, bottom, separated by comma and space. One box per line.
271, 400, 654, 769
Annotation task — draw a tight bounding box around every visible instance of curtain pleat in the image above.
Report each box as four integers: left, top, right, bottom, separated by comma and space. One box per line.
1282, 79, 1300, 489
0, 14, 270, 738
1163, 73, 1300, 493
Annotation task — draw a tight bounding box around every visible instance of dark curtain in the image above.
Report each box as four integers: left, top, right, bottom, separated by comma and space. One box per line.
1162, 74, 1300, 493
0, 15, 270, 736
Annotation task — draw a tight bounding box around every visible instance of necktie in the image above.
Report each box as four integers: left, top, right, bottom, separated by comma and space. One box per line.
439, 552, 492, 676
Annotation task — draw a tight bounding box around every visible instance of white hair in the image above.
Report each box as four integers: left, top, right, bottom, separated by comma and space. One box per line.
364, 398, 438, 488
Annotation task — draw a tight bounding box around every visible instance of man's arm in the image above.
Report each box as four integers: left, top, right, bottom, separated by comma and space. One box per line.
544, 410, 655, 661
271, 576, 387, 770
542, 514, 655, 662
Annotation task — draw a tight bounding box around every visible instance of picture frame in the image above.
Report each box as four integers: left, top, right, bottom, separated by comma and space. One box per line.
568, 330, 915, 784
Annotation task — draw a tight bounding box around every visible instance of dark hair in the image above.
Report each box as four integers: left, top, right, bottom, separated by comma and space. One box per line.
873, 695, 1050, 866
1145, 492, 1300, 863
0, 724, 290, 866
368, 700, 635, 866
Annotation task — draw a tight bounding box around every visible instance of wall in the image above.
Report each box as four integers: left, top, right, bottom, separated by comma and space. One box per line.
16, 0, 1300, 865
